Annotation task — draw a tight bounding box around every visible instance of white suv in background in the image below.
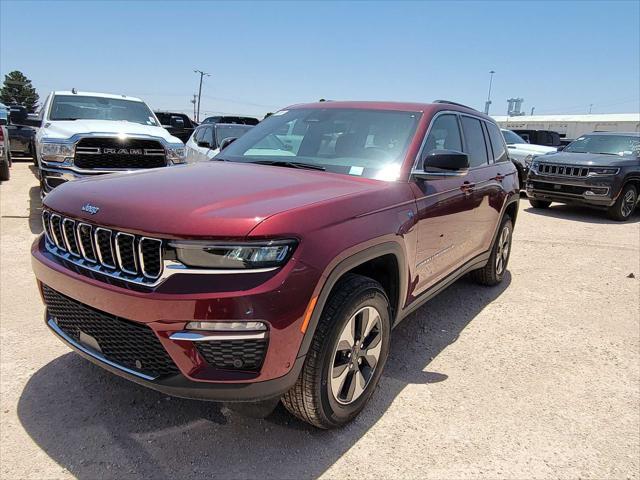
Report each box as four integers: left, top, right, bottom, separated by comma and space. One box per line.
502, 129, 557, 188
19, 91, 186, 195
185, 123, 254, 162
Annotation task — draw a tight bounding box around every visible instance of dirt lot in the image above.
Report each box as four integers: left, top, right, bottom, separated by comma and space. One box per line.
1, 161, 638, 479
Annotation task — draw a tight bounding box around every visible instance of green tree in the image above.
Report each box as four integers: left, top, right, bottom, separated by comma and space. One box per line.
0, 71, 39, 112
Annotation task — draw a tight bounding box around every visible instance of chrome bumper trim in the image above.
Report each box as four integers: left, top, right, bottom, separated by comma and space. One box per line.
169, 331, 268, 342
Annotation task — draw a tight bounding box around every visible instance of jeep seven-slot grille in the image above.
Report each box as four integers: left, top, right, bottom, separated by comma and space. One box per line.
43, 285, 179, 378
74, 137, 167, 170
537, 163, 590, 177
195, 339, 268, 372
42, 209, 164, 284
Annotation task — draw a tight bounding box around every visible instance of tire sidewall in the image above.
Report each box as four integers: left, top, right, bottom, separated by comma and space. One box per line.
317, 287, 391, 427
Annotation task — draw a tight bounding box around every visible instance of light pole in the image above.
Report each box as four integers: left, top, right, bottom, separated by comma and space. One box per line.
194, 69, 210, 122
484, 70, 495, 115
191, 94, 197, 121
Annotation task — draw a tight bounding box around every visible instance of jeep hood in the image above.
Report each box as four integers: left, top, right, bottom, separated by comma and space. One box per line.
537, 151, 639, 167
43, 162, 391, 238
42, 119, 181, 143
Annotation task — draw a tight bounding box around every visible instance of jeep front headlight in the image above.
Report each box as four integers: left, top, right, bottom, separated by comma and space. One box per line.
41, 142, 75, 163
169, 240, 297, 269
166, 144, 186, 164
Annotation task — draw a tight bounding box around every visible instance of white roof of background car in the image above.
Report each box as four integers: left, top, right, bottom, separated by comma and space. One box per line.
493, 113, 640, 123
52, 91, 145, 103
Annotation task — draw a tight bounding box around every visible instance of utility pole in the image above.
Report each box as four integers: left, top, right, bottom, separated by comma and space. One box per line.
193, 69, 211, 122
190, 94, 197, 121
589, 104, 593, 114
484, 70, 495, 115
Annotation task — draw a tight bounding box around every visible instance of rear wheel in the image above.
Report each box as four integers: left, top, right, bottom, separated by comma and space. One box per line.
529, 198, 551, 209
471, 216, 513, 286
607, 184, 637, 221
282, 274, 391, 429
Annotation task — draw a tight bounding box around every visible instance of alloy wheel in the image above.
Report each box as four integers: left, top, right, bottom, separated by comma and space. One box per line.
330, 306, 382, 405
621, 190, 636, 218
495, 225, 511, 275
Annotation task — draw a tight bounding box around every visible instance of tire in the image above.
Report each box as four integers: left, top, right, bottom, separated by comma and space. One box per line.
0, 161, 9, 182
471, 216, 513, 286
529, 198, 551, 209
282, 273, 391, 429
607, 184, 637, 221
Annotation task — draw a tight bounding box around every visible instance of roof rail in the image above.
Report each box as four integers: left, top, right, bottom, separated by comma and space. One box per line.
433, 100, 478, 111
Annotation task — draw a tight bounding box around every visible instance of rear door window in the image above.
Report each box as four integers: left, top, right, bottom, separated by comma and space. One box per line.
461, 116, 489, 167
485, 121, 508, 163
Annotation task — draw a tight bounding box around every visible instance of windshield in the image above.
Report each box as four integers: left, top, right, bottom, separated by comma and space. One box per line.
49, 95, 158, 126
564, 134, 640, 156
214, 124, 253, 146
218, 108, 420, 180
502, 129, 526, 145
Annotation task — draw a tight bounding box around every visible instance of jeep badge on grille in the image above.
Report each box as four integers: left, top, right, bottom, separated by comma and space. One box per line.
81, 204, 100, 215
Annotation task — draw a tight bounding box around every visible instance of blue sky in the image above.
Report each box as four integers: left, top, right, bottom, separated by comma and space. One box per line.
1, 1, 638, 118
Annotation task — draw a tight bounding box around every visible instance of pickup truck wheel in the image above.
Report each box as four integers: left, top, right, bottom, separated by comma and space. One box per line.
529, 199, 551, 209
282, 273, 391, 429
607, 184, 637, 221
0, 160, 9, 182
471, 217, 513, 286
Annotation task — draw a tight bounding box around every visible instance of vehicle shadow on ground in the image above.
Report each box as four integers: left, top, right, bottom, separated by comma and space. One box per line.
28, 185, 43, 234
524, 204, 640, 224
18, 273, 511, 480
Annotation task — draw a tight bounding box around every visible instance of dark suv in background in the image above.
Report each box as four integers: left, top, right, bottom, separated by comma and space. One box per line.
527, 132, 640, 220
32, 100, 519, 428
155, 112, 197, 143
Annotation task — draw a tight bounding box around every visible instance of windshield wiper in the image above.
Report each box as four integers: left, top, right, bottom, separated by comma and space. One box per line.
249, 160, 325, 171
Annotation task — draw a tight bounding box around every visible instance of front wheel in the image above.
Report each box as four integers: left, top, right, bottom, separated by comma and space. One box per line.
471, 216, 513, 286
282, 274, 391, 429
607, 184, 637, 221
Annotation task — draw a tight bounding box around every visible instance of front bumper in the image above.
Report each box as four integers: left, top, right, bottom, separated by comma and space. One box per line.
526, 171, 618, 208
32, 236, 321, 401
40, 164, 153, 195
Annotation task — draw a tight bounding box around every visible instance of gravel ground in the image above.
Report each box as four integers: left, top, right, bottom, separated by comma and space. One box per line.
1, 161, 639, 480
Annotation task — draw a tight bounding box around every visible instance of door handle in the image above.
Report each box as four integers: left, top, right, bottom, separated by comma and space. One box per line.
495, 173, 505, 182
460, 181, 475, 195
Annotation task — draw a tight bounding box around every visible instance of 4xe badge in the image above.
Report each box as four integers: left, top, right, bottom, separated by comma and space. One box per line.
81, 204, 100, 215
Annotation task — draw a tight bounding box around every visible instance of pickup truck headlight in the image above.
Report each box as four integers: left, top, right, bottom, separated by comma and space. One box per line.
588, 167, 619, 176
524, 154, 534, 167
166, 145, 186, 164
41, 142, 75, 162
169, 240, 297, 269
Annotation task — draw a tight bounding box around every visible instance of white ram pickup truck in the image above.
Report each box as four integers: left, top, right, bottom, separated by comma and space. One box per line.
21, 91, 185, 195
502, 129, 557, 189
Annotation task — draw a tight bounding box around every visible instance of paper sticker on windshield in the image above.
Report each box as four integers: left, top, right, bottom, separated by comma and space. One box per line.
273, 110, 288, 116
349, 166, 364, 176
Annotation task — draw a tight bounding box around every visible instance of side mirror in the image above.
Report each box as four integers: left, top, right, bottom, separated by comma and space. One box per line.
556, 145, 565, 151
422, 149, 469, 173
219, 137, 237, 150
0, 118, 6, 126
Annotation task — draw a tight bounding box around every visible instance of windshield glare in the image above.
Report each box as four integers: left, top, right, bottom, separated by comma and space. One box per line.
218, 108, 421, 180
49, 95, 158, 126
214, 124, 253, 146
564, 134, 640, 156
502, 129, 526, 144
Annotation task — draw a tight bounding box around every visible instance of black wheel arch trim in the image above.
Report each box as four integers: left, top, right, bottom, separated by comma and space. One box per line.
296, 241, 408, 358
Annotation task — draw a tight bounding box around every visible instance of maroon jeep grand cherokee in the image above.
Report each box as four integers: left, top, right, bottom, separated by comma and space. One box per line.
32, 101, 519, 428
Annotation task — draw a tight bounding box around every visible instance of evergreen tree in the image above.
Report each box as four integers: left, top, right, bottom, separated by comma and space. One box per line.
0, 71, 39, 112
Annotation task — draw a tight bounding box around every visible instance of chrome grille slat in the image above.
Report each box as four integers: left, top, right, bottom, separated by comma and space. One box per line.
115, 232, 138, 275
42, 209, 163, 286
537, 163, 590, 177
62, 218, 81, 257
94, 227, 116, 268
49, 214, 66, 250
77, 223, 97, 263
